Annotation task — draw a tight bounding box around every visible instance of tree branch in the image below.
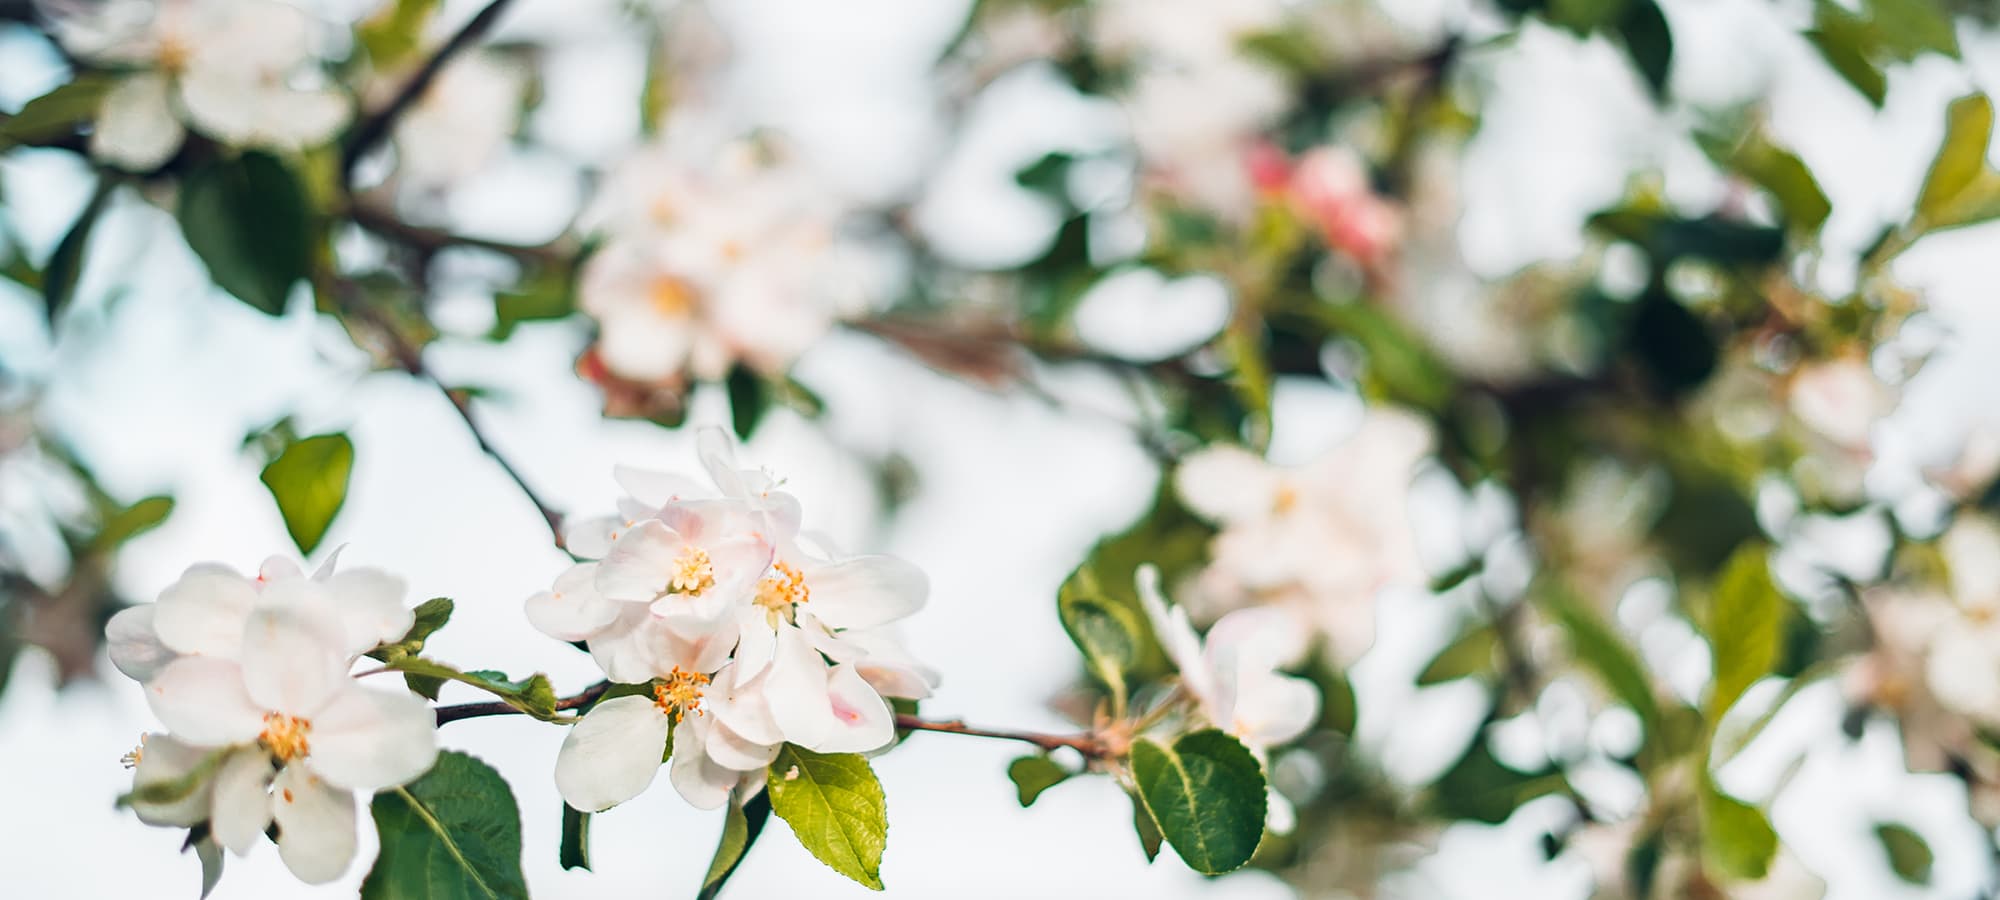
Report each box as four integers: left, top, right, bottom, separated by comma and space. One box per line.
342, 0, 521, 179
346, 199, 575, 268
892, 714, 1110, 758
434, 680, 610, 725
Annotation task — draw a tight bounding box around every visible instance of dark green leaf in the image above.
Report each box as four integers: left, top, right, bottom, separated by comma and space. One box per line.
1874, 822, 1933, 884
1418, 624, 1498, 686
698, 792, 772, 900
363, 751, 527, 900
177, 151, 312, 315
1615, 0, 1673, 100
44, 177, 115, 323
1628, 288, 1717, 397
259, 433, 354, 555
489, 266, 574, 340
90, 494, 173, 555
1427, 736, 1563, 824
1700, 785, 1777, 880
1806, 26, 1887, 106
766, 745, 888, 890
0, 75, 115, 148
1129, 730, 1267, 875
1006, 755, 1070, 807
1706, 544, 1785, 719
1130, 788, 1164, 862
1056, 562, 1144, 697
559, 804, 590, 871
726, 365, 767, 440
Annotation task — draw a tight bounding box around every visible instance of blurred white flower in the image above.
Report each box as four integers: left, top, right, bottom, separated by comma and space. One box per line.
1175, 408, 1432, 666
53, 0, 349, 169
1787, 355, 1892, 452
391, 51, 523, 187
1923, 515, 2000, 726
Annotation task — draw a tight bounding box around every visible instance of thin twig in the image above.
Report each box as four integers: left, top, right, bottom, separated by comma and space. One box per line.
435, 680, 611, 725
346, 199, 574, 268
342, 0, 521, 178
893, 714, 1109, 758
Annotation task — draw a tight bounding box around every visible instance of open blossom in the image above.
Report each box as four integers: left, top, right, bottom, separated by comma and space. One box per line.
1285, 146, 1403, 268
389, 51, 524, 187
576, 134, 866, 390
1174, 409, 1432, 667
1137, 565, 1317, 830
1921, 515, 2000, 726
50, 0, 349, 170
111, 556, 437, 884
539, 428, 935, 812
1787, 355, 1892, 453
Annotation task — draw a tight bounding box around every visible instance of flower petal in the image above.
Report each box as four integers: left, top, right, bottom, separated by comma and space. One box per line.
595, 520, 684, 603
586, 608, 667, 684
153, 563, 259, 657
705, 719, 781, 771
239, 606, 349, 717
526, 563, 623, 642
802, 555, 927, 630
272, 765, 358, 885
668, 720, 736, 810
613, 465, 710, 509
146, 657, 266, 746
130, 733, 217, 827
1226, 668, 1320, 750
1135, 565, 1214, 705
764, 625, 835, 749
562, 515, 625, 560
320, 568, 414, 656
107, 604, 175, 682
731, 608, 777, 687
90, 73, 183, 170
1174, 446, 1282, 525
211, 749, 277, 855
709, 667, 784, 746
808, 663, 895, 754
555, 695, 671, 812
306, 686, 439, 792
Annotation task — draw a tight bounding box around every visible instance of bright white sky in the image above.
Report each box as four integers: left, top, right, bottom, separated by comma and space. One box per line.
5, 0, 2000, 898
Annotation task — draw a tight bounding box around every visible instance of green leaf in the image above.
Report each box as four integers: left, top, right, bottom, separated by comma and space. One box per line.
1128, 730, 1267, 875
385, 657, 560, 718
1696, 129, 1831, 235
766, 745, 888, 891
1913, 94, 2000, 233
1700, 785, 1777, 881
1542, 588, 1661, 731
1706, 544, 1786, 720
726, 365, 768, 440
369, 597, 454, 662
0, 75, 115, 148
699, 792, 773, 900
259, 433, 354, 555
357, 0, 442, 68
489, 266, 574, 340
1874, 822, 1933, 884
177, 151, 312, 315
363, 751, 527, 900
1417, 624, 1498, 686
1806, 25, 1886, 106
1614, 0, 1673, 100
1427, 736, 1564, 824
90, 494, 173, 555
1056, 562, 1144, 698
559, 804, 590, 872
1130, 788, 1164, 862
193, 835, 225, 898
1006, 755, 1071, 807
44, 177, 115, 323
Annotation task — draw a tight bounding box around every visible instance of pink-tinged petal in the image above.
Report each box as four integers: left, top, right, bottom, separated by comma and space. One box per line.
306, 687, 438, 792
834, 627, 938, 699
129, 733, 217, 827
731, 609, 777, 687
595, 520, 684, 603
272, 765, 357, 885
211, 749, 276, 854
239, 606, 349, 717
146, 657, 266, 746
705, 719, 781, 771
708, 667, 783, 746
320, 568, 413, 656
803, 555, 927, 630
525, 563, 622, 642
695, 427, 746, 498
562, 515, 625, 560
153, 563, 259, 657
707, 536, 776, 598
258, 557, 306, 584
667, 719, 736, 810
795, 611, 862, 664
764, 626, 835, 749
808, 664, 895, 754
657, 498, 750, 548
613, 465, 710, 509
107, 604, 175, 682
752, 491, 803, 542
555, 695, 671, 812
1174, 446, 1283, 525
587, 610, 666, 684
1135, 566, 1214, 705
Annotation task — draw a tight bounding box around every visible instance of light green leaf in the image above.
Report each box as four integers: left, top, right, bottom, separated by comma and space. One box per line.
194, 835, 225, 898
559, 804, 590, 872
1417, 624, 1498, 686
1700, 785, 1777, 881
1696, 129, 1831, 234
177, 151, 312, 315
90, 494, 174, 555
260, 433, 354, 555
1056, 562, 1144, 698
1006, 755, 1071, 807
357, 0, 442, 68
1129, 730, 1267, 875
1706, 545, 1786, 720
385, 657, 559, 718
0, 75, 115, 148
699, 791, 773, 900
1875, 822, 1933, 884
368, 597, 454, 663
767, 745, 888, 890
1914, 94, 2000, 233
362, 751, 527, 900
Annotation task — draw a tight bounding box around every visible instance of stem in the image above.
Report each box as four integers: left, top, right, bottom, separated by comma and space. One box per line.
342, 0, 521, 178
892, 714, 1109, 759
346, 199, 573, 267
435, 680, 611, 725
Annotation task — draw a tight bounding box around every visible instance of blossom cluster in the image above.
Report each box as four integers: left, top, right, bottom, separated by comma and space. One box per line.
105, 556, 437, 884
529, 428, 936, 811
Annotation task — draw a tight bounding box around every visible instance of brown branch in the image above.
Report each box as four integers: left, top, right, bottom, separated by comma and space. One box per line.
342, 0, 521, 178
346, 199, 574, 268
893, 714, 1109, 758
435, 680, 611, 725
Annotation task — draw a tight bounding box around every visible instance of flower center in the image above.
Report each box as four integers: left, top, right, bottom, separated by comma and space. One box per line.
259, 712, 312, 763
755, 561, 810, 623
648, 276, 696, 319
669, 546, 716, 595
1272, 483, 1300, 515
653, 667, 710, 721
156, 33, 194, 73
121, 735, 146, 769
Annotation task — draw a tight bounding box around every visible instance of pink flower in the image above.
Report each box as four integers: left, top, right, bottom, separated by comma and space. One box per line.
1287, 146, 1403, 267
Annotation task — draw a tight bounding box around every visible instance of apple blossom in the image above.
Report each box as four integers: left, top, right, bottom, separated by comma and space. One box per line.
389, 51, 524, 188
50, 0, 349, 170
1287, 146, 1403, 268
1173, 408, 1432, 666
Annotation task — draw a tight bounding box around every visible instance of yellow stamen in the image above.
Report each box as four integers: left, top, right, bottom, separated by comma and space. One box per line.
669, 546, 716, 595
755, 561, 810, 623
648, 277, 696, 318
1272, 483, 1300, 515
652, 667, 711, 722
259, 712, 312, 763
121, 735, 147, 769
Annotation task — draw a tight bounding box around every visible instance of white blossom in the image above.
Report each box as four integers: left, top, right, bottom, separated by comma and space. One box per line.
390, 51, 524, 187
